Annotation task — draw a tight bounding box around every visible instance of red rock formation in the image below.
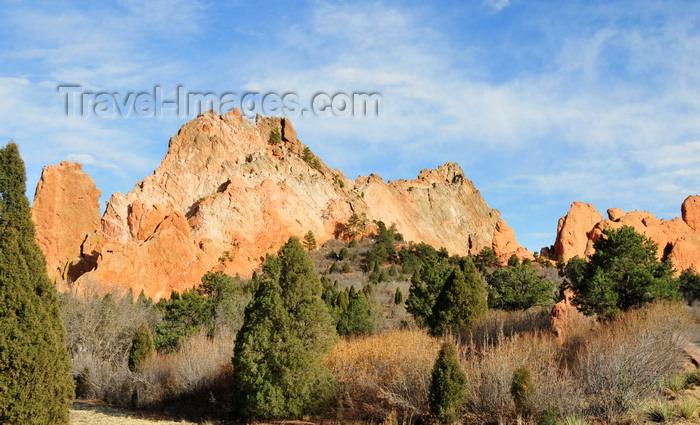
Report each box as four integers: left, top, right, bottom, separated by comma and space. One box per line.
553, 202, 603, 262
33, 112, 532, 299
491, 219, 535, 263
550, 289, 591, 341
682, 196, 700, 233
31, 161, 101, 287
552, 196, 700, 273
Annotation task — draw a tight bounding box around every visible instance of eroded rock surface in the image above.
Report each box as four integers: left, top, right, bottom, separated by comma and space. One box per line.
33, 112, 531, 299
31, 161, 101, 288
552, 196, 700, 273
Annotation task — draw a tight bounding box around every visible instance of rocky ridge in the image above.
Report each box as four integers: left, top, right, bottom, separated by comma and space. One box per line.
551, 197, 700, 273
32, 111, 531, 299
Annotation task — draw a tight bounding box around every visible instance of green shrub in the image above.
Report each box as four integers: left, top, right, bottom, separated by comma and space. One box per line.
561, 414, 588, 425
645, 400, 673, 422
536, 407, 559, 425
329, 261, 339, 274
511, 366, 535, 418
342, 262, 351, 273
335, 289, 373, 336
566, 226, 680, 318
429, 342, 468, 424
269, 128, 282, 145
74, 367, 92, 399
685, 367, 700, 387
394, 287, 404, 305
664, 374, 684, 392
128, 323, 155, 372
302, 146, 322, 170
338, 247, 349, 260
679, 267, 700, 305
487, 263, 555, 310
679, 396, 697, 420
474, 246, 499, 270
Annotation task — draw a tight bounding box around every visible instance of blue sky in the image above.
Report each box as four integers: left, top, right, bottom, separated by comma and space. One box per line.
1, 0, 700, 252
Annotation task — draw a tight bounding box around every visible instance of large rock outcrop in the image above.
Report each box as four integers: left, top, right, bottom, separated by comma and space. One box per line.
491, 219, 535, 263
31, 161, 101, 287
552, 196, 700, 273
33, 111, 531, 299
552, 202, 603, 262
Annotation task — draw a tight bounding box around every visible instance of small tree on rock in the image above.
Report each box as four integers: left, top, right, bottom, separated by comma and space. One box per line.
303, 230, 317, 252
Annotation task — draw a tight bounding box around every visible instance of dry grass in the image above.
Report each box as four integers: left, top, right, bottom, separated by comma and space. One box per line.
70, 401, 201, 424
574, 301, 690, 422
327, 329, 440, 423
135, 328, 236, 407
463, 331, 583, 424
464, 307, 553, 350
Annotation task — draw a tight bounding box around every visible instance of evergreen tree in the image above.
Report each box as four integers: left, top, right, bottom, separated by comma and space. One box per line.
679, 268, 700, 305
428, 258, 487, 336
233, 237, 338, 419
566, 226, 679, 317
508, 254, 520, 267
429, 342, 468, 424
154, 288, 211, 351
199, 271, 241, 333
389, 263, 399, 278
511, 366, 535, 418
474, 246, 499, 270
487, 263, 555, 310
0, 142, 74, 424
335, 289, 373, 336
302, 230, 317, 252
128, 323, 154, 372
405, 247, 454, 326
394, 287, 404, 305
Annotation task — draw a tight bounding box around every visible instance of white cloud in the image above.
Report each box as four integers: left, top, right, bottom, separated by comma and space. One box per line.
484, 0, 510, 13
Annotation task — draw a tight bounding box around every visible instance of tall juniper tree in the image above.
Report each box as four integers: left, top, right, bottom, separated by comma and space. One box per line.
428, 257, 487, 336
233, 237, 338, 419
0, 142, 74, 424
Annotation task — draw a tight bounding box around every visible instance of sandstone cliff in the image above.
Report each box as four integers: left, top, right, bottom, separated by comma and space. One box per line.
31, 161, 102, 288
32, 111, 531, 299
552, 197, 700, 273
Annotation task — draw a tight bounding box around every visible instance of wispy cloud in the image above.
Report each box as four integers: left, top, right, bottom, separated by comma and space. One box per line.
484, 0, 510, 13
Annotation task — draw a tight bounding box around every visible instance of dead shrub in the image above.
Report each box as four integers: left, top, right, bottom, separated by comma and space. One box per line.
135, 327, 236, 406
465, 307, 551, 350
463, 331, 583, 424
60, 288, 158, 401
575, 301, 690, 422
327, 330, 440, 423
